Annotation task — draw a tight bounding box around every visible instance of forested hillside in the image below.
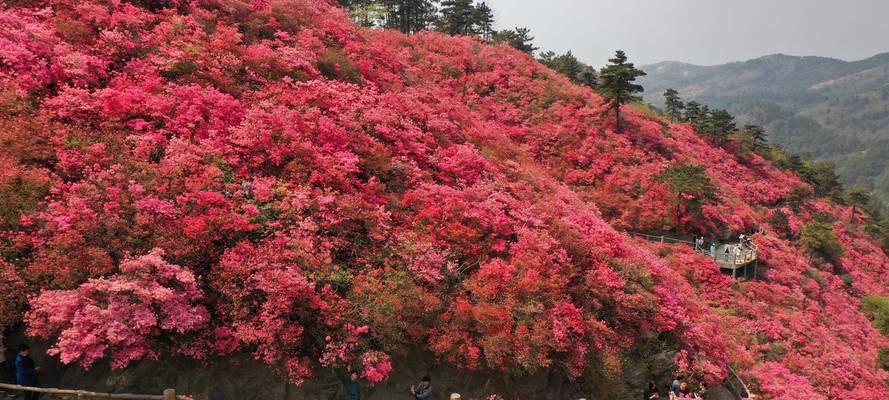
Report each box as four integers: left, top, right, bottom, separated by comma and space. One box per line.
1, 0, 888, 399
641, 53, 889, 202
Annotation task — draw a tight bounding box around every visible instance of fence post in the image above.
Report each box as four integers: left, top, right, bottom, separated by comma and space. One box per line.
660, 235, 664, 243
164, 389, 176, 400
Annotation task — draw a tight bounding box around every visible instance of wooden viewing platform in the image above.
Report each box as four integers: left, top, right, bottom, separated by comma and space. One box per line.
0, 383, 181, 400
628, 232, 759, 279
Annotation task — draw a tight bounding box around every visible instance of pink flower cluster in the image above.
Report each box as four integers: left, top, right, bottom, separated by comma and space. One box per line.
25, 249, 209, 368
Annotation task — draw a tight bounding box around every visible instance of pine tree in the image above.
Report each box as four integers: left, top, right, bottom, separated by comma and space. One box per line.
702, 108, 736, 142
472, 2, 494, 40
683, 101, 702, 124
539, 51, 597, 89
654, 164, 717, 232
342, 0, 387, 27
493, 27, 537, 54
577, 66, 597, 88
382, 0, 439, 34
438, 0, 475, 35
539, 51, 582, 80
742, 124, 767, 148
598, 50, 646, 133
663, 88, 684, 122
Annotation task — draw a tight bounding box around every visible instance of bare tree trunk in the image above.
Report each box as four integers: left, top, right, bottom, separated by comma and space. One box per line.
615, 104, 622, 133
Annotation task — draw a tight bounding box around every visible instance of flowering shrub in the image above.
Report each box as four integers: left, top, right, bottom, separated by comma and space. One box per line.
24, 249, 209, 368
1, 0, 888, 397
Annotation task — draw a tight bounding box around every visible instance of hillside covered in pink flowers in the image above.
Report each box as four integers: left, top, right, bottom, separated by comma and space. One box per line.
1, 0, 888, 398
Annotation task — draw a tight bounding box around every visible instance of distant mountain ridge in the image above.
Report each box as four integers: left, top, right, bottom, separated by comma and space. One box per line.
640, 52, 889, 201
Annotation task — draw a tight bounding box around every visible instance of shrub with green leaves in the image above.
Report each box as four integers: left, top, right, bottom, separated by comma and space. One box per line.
800, 221, 845, 263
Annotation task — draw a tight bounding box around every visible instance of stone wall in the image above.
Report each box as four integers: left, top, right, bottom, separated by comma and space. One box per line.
2, 328, 680, 400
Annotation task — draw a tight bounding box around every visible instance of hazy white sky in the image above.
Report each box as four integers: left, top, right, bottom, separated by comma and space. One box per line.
484, 0, 889, 67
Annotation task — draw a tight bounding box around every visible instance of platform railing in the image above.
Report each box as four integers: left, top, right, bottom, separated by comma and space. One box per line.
0, 383, 181, 400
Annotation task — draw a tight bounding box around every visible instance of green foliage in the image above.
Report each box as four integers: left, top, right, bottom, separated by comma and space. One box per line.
683, 101, 703, 124
699, 108, 736, 141
768, 208, 793, 239
862, 296, 889, 335
878, 348, 889, 372
0, 175, 49, 229
663, 88, 684, 121
766, 146, 842, 198
437, 0, 476, 35
655, 164, 717, 200
598, 50, 646, 132
341, 0, 387, 27
800, 221, 845, 263
765, 342, 788, 361
493, 27, 537, 54
654, 164, 717, 231
538, 50, 597, 88
472, 1, 494, 39
317, 48, 363, 83
742, 124, 767, 148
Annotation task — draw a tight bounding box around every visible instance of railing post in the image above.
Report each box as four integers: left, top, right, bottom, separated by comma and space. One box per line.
164, 389, 176, 400
660, 235, 664, 243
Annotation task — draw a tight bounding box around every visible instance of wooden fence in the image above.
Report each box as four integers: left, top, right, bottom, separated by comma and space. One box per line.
0, 383, 180, 400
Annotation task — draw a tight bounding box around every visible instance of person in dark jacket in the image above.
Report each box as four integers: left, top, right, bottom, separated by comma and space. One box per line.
410, 375, 432, 400
643, 381, 660, 400
15, 344, 40, 400
339, 368, 361, 400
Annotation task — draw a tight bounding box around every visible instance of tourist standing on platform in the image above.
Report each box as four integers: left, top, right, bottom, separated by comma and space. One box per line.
709, 243, 716, 258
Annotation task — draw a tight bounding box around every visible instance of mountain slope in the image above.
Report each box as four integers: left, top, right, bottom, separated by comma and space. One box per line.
1, 1, 888, 399
640, 53, 889, 201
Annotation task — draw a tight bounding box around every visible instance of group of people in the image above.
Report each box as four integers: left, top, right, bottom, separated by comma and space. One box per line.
342, 368, 431, 400
644, 377, 706, 400
695, 234, 753, 264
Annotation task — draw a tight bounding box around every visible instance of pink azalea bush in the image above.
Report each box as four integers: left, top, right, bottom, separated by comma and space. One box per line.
25, 249, 209, 368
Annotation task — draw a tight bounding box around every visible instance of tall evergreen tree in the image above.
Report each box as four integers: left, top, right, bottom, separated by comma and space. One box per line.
663, 88, 684, 122
702, 108, 736, 141
382, 0, 439, 34
341, 0, 386, 27
577, 66, 597, 88
539, 51, 597, 88
654, 164, 717, 232
598, 50, 646, 133
437, 0, 475, 35
742, 124, 768, 148
493, 27, 537, 54
472, 2, 494, 39
539, 51, 582, 80
683, 100, 703, 124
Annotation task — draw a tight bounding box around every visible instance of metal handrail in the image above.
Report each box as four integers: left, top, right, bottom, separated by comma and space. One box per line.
0, 383, 181, 400
627, 232, 696, 245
